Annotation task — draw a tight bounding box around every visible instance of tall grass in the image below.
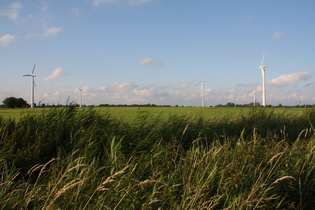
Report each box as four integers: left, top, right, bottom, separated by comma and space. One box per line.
0, 107, 315, 209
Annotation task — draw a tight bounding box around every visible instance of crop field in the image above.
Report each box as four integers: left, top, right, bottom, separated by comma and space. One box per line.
1, 106, 315, 209
0, 106, 306, 121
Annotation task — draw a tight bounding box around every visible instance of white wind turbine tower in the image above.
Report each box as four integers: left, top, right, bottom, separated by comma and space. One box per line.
23, 63, 36, 108
79, 88, 83, 107
259, 54, 268, 107
252, 89, 256, 106
200, 81, 205, 107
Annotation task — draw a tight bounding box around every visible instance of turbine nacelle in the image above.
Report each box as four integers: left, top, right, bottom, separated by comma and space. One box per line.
259, 53, 268, 69
259, 64, 268, 69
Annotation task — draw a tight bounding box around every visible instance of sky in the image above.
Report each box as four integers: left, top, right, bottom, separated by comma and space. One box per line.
1, 0, 315, 107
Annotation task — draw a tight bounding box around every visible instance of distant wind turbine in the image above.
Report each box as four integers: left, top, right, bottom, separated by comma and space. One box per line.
23, 63, 36, 108
200, 81, 205, 107
259, 54, 268, 106
252, 89, 256, 106
79, 88, 83, 107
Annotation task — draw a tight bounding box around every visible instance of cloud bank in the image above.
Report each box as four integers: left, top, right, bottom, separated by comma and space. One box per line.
268, 72, 311, 87
44, 68, 63, 81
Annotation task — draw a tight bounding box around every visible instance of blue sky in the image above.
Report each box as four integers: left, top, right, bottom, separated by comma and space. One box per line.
1, 0, 315, 106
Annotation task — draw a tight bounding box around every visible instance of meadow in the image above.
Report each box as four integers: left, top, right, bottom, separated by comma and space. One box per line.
0, 106, 315, 209
0, 106, 306, 121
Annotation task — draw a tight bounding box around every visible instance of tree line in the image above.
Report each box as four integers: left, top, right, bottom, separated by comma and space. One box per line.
2, 96, 315, 109
1, 97, 29, 108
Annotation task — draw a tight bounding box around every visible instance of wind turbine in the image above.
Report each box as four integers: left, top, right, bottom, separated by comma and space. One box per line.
79, 88, 83, 107
23, 63, 36, 108
252, 89, 256, 106
200, 81, 205, 107
259, 54, 268, 107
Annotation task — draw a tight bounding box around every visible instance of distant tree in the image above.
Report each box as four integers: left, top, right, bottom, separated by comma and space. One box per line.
2, 97, 28, 108
3, 97, 17, 108
16, 98, 28, 108
226, 102, 235, 107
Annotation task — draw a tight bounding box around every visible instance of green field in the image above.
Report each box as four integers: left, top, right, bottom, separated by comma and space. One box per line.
0, 106, 306, 121
1, 106, 315, 209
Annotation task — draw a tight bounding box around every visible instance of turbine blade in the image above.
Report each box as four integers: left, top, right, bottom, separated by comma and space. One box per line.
33, 81, 36, 87
23, 74, 31, 76
32, 63, 36, 74
261, 53, 265, 65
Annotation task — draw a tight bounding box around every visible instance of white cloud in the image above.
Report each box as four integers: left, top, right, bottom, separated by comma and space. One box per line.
40, 3, 49, 12
117, 82, 138, 92
268, 72, 311, 87
236, 82, 258, 87
93, 0, 114, 6
0, 2, 22, 20
242, 15, 253, 24
72, 8, 80, 15
92, 0, 152, 6
127, 0, 152, 5
0, 34, 16, 47
44, 27, 62, 37
139, 57, 163, 66
44, 68, 63, 81
272, 31, 286, 40
133, 88, 154, 97
176, 82, 190, 89
99, 86, 106, 91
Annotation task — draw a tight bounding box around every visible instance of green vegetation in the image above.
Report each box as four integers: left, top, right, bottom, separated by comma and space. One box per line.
0, 106, 305, 121
2, 97, 29, 109
0, 106, 315, 209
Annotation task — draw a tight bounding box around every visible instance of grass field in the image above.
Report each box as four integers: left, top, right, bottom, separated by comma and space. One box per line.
1, 106, 315, 209
0, 106, 306, 121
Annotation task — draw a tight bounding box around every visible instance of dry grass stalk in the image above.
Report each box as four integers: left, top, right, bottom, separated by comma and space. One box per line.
66, 164, 88, 174
46, 179, 83, 208
182, 124, 190, 136
272, 176, 296, 185
137, 179, 157, 186
148, 198, 162, 206
83, 167, 127, 210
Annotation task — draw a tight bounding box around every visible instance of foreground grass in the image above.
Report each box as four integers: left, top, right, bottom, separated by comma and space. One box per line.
0, 107, 315, 209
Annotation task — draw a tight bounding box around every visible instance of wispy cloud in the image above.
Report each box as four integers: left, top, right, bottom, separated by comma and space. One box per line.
272, 31, 286, 40
0, 2, 22, 21
242, 15, 253, 24
0, 34, 16, 47
268, 72, 311, 87
44, 27, 62, 37
40, 3, 49, 12
139, 57, 163, 66
92, 0, 152, 6
236, 82, 258, 87
128, 0, 152, 5
71, 8, 80, 15
44, 68, 63, 81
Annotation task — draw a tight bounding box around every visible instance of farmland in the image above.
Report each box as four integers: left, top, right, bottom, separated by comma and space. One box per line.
0, 106, 306, 121
0, 106, 315, 209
